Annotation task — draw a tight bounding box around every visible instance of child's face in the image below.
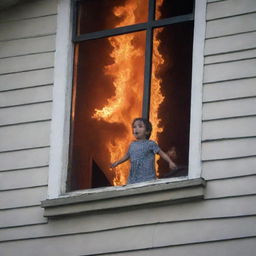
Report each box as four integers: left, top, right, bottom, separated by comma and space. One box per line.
133, 120, 147, 140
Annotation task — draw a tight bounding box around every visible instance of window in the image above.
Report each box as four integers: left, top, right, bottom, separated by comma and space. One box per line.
47, 0, 205, 199
68, 0, 195, 191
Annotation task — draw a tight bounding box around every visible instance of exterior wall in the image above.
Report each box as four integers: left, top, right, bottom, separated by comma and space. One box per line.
0, 0, 256, 255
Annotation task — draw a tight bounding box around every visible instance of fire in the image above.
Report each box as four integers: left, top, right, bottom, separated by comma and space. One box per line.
92, 0, 165, 185
150, 0, 165, 175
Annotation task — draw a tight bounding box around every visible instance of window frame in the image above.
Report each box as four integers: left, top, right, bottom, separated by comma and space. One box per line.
47, 0, 206, 199
72, 0, 194, 118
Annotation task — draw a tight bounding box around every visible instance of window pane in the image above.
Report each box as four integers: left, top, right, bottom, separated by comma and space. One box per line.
155, 0, 194, 20
77, 0, 149, 35
150, 21, 194, 179
69, 31, 146, 191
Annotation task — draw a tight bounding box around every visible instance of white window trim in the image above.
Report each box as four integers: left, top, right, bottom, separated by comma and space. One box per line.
47, 0, 207, 199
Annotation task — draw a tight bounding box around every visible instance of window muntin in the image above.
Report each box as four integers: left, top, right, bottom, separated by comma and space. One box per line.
69, 0, 194, 191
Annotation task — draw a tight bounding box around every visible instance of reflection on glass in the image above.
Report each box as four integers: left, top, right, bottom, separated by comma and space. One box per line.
77, 0, 149, 35
150, 22, 194, 179
155, 0, 194, 20
69, 31, 146, 191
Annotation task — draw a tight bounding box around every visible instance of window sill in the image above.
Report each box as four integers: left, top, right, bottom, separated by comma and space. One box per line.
41, 178, 206, 217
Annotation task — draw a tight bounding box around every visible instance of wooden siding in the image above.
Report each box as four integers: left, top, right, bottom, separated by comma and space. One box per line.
202, 0, 256, 189
203, 78, 256, 101
0, 15, 56, 41
0, 0, 54, 249
203, 97, 256, 120
0, 167, 48, 190
0, 0, 57, 22
1, 195, 256, 240
0, 207, 47, 228
0, 35, 55, 59
0, 0, 256, 255
0, 147, 49, 171
207, 0, 256, 20
0, 85, 52, 107
206, 12, 256, 38
0, 68, 54, 91
0, 216, 256, 256
0, 102, 52, 126
202, 156, 256, 180
201, 2, 256, 254
205, 31, 256, 55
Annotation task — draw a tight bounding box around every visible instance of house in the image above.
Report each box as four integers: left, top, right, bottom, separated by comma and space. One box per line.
0, 0, 256, 255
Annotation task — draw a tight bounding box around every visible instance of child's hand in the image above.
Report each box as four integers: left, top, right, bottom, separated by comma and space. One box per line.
169, 161, 177, 170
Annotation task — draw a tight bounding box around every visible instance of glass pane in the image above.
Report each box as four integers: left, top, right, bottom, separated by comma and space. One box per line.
77, 0, 149, 35
155, 0, 194, 20
69, 31, 146, 191
150, 21, 194, 179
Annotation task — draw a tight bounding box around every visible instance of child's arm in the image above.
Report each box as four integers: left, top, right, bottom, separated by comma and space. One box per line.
111, 152, 130, 168
159, 149, 177, 170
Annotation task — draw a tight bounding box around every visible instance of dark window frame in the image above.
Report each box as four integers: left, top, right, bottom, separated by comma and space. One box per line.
71, 0, 194, 119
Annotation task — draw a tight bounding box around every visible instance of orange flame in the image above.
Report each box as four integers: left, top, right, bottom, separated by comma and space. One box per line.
92, 0, 165, 185
150, 0, 165, 176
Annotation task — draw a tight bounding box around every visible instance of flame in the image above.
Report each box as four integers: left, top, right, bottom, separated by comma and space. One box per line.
150, 0, 165, 176
92, 0, 165, 185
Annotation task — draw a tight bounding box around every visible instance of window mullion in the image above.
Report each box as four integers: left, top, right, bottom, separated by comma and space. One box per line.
72, 0, 78, 40
142, 27, 153, 119
73, 23, 148, 42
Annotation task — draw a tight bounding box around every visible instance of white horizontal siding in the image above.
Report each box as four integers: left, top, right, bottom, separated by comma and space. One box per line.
203, 97, 256, 120
205, 31, 256, 55
202, 116, 256, 140
202, 137, 256, 160
75, 238, 256, 256
0, 121, 50, 152
1, 216, 256, 256
0, 68, 53, 91
0, 186, 47, 209
1, 195, 256, 242
0, 35, 56, 58
206, 12, 256, 39
0, 207, 47, 228
202, 156, 256, 180
0, 0, 55, 253
0, 0, 57, 22
203, 3, 256, 220
0, 167, 48, 190
204, 59, 256, 83
203, 78, 256, 102
0, 102, 52, 126
0, 15, 56, 41
0, 52, 54, 75
0, 147, 49, 172
205, 48, 256, 65
0, 85, 52, 107
207, 0, 256, 20
205, 175, 256, 199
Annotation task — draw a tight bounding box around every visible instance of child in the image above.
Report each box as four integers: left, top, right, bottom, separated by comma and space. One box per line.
111, 117, 177, 184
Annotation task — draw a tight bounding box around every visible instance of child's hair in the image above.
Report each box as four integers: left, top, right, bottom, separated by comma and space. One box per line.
132, 117, 152, 139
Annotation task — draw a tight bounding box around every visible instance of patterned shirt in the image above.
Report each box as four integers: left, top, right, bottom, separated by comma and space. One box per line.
127, 140, 160, 184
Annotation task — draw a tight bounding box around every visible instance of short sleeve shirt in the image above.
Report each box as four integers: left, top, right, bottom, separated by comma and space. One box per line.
128, 140, 160, 184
